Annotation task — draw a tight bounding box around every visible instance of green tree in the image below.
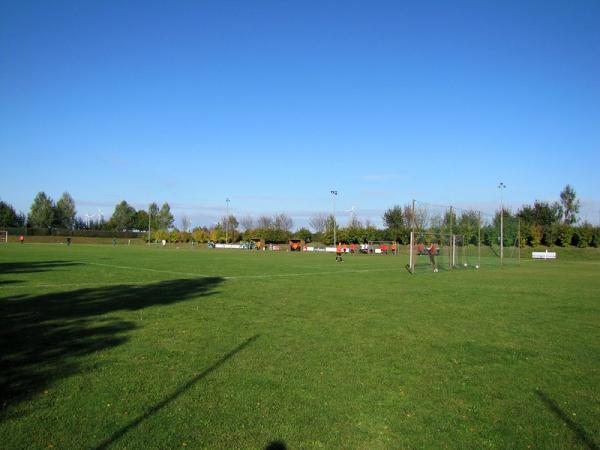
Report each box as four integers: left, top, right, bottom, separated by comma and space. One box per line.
517, 201, 561, 246
553, 223, 573, 247
192, 227, 209, 243
572, 223, 595, 248
28, 192, 54, 228
54, 192, 76, 229
134, 210, 149, 231
383, 205, 404, 229
493, 209, 519, 247
323, 215, 339, 244
457, 210, 480, 245
559, 184, 580, 225
383, 205, 407, 242
148, 202, 160, 230
220, 215, 239, 231
0, 200, 25, 227
294, 227, 313, 242
110, 201, 137, 231
158, 202, 174, 230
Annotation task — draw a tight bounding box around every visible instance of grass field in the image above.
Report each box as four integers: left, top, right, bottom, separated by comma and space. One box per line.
1, 243, 599, 449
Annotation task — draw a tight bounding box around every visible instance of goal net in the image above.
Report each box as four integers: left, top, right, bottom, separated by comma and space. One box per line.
405, 200, 520, 273
478, 210, 521, 267
409, 232, 451, 272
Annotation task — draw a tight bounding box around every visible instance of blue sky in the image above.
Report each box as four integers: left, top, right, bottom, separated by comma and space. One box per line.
1, 0, 599, 229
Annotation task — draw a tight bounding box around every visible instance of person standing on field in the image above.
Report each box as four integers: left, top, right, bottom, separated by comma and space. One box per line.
336, 242, 343, 262
19, 235, 24, 244
427, 243, 438, 272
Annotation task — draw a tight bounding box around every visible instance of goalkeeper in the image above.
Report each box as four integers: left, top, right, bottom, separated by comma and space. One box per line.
427, 243, 438, 272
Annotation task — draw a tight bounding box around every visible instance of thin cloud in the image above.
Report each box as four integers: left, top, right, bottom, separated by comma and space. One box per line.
97, 154, 129, 167
360, 174, 403, 182
359, 190, 396, 199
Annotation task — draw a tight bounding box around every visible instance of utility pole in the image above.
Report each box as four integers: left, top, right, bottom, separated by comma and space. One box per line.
225, 198, 230, 244
498, 182, 506, 266
331, 190, 338, 246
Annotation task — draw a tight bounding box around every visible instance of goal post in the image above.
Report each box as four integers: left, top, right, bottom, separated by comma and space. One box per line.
408, 231, 453, 272
405, 200, 484, 273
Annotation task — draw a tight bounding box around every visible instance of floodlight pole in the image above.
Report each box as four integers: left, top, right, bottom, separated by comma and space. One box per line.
148, 208, 151, 244
478, 211, 481, 269
225, 198, 230, 244
498, 182, 506, 266
409, 199, 416, 272
331, 190, 338, 246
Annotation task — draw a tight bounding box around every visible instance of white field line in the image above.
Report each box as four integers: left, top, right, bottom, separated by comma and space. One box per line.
0, 261, 401, 290
0, 281, 153, 290
85, 261, 400, 280
84, 261, 208, 278
3, 262, 399, 290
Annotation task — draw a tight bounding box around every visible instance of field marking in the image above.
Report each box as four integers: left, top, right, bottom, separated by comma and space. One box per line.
0, 267, 400, 291
226, 267, 399, 280
84, 260, 401, 279
0, 281, 159, 291
84, 261, 211, 278
0, 261, 403, 292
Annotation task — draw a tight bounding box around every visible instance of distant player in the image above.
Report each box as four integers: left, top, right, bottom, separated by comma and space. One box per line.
19, 235, 24, 244
427, 243, 438, 272
336, 242, 343, 262
391, 242, 397, 255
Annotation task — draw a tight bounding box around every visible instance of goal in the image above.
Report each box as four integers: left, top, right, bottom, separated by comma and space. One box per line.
408, 232, 451, 272
404, 199, 522, 273
0, 231, 7, 243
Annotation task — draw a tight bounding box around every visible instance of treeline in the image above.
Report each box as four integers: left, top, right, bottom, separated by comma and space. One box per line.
377, 185, 599, 248
0, 193, 175, 234
1, 185, 598, 247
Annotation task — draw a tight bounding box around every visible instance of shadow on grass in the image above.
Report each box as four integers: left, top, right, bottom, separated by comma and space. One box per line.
0, 276, 224, 417
0, 260, 82, 286
92, 334, 260, 450
0, 260, 82, 274
535, 389, 598, 450
265, 441, 287, 450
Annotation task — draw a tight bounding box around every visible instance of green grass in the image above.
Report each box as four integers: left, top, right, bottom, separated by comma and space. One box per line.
1, 243, 599, 449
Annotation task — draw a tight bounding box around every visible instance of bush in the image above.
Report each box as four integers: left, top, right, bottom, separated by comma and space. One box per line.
553, 224, 573, 247
571, 224, 593, 248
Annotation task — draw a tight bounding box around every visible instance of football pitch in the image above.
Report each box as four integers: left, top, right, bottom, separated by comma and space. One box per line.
1, 244, 599, 449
